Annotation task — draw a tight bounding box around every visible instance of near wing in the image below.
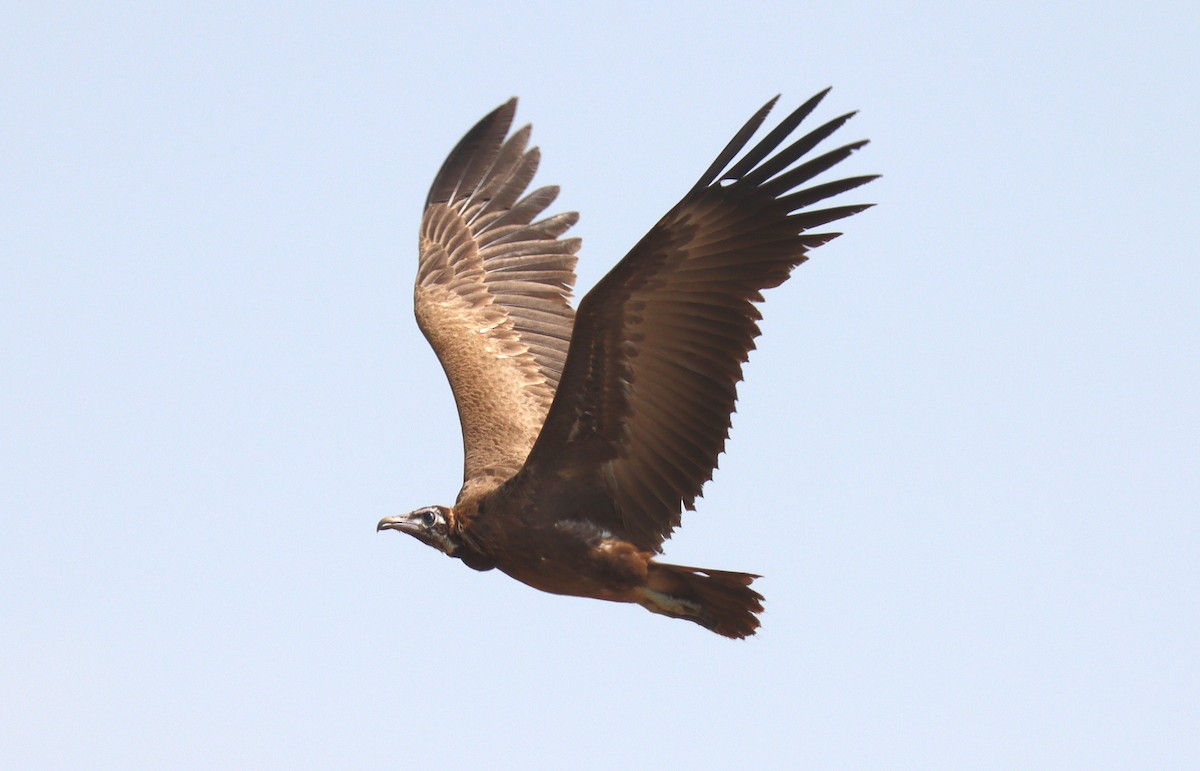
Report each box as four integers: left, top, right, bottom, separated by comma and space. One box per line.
516, 89, 877, 550
415, 99, 580, 502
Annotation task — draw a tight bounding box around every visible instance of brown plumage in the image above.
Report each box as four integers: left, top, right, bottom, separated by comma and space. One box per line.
379, 91, 876, 638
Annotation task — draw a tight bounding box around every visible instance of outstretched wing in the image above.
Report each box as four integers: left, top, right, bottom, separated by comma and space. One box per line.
415, 99, 581, 503
514, 89, 876, 550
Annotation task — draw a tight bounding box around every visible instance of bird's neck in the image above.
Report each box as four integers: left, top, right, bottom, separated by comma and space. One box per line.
448, 498, 498, 572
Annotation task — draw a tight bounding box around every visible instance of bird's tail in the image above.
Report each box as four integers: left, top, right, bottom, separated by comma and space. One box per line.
639, 562, 764, 639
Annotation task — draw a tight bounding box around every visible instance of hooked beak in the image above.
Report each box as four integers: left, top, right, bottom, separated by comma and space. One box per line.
377, 513, 419, 534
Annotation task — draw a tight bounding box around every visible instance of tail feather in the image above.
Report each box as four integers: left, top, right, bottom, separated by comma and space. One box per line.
639, 562, 764, 639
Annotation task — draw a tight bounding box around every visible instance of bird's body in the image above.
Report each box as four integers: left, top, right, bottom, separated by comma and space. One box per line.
379, 92, 875, 637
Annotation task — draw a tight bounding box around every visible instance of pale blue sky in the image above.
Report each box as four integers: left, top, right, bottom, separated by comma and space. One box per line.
2, 2, 1197, 768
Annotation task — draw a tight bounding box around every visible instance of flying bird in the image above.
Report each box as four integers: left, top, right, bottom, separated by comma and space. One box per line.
378, 91, 875, 637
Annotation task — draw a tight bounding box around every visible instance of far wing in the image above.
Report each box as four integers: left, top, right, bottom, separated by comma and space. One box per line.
415, 99, 580, 503
515, 90, 876, 550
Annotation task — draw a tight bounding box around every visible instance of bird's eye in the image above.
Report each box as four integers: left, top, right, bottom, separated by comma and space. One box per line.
421, 509, 437, 527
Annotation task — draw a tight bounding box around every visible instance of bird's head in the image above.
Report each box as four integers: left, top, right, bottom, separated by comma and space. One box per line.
377, 505, 458, 556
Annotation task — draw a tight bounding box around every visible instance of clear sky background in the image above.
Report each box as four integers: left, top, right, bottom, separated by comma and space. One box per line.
2, 2, 1197, 768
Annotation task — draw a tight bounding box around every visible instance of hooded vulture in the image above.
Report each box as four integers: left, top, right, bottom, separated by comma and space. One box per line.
378, 90, 875, 638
